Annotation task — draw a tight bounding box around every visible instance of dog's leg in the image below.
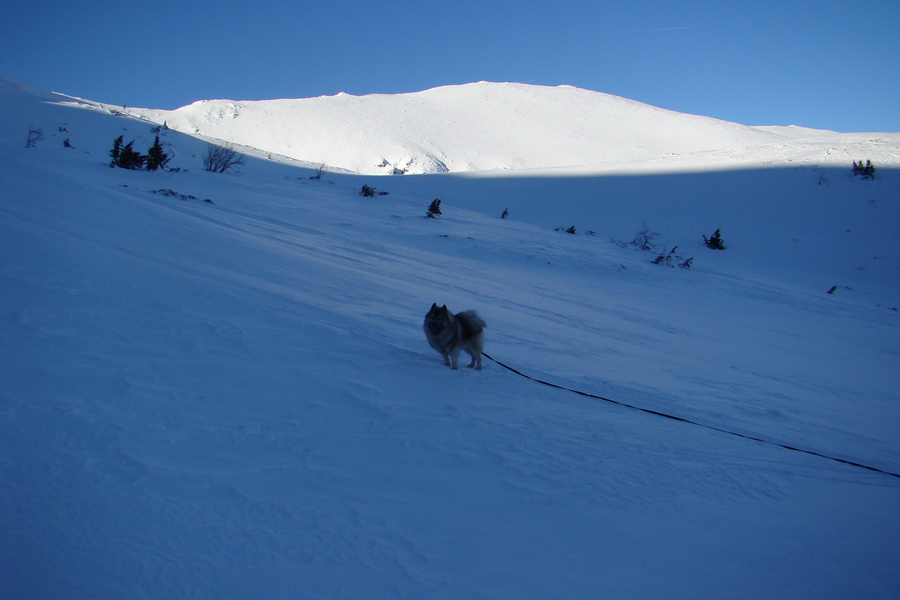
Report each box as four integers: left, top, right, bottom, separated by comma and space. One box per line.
467, 351, 482, 370
440, 352, 451, 367
450, 349, 460, 370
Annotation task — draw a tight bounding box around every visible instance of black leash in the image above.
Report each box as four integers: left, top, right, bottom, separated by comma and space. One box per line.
481, 352, 900, 480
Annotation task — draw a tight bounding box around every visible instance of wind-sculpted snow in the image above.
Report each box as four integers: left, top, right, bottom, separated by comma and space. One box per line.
2, 78, 899, 599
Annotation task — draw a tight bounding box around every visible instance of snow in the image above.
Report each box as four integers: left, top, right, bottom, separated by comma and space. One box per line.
122, 81, 900, 175
1, 76, 899, 599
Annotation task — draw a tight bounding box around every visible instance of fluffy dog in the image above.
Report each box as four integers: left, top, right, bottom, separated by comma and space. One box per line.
423, 303, 486, 370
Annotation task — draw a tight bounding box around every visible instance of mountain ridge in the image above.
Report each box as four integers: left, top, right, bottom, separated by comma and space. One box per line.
126, 81, 821, 174
3, 76, 898, 176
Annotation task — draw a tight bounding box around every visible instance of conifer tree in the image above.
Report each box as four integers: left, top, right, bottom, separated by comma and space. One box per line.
852, 159, 876, 179
110, 135, 124, 167
426, 198, 442, 218
145, 136, 169, 171
863, 159, 876, 179
118, 141, 145, 170
703, 228, 726, 250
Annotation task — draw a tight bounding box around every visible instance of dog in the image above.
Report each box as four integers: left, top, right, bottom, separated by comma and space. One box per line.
423, 303, 486, 370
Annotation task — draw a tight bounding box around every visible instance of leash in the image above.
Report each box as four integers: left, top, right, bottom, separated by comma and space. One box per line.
481, 352, 900, 480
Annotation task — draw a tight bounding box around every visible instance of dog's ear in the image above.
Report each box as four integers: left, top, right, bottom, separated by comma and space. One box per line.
431, 303, 438, 310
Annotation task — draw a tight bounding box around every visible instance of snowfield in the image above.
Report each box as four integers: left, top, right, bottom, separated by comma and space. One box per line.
1, 76, 899, 599
44, 78, 900, 176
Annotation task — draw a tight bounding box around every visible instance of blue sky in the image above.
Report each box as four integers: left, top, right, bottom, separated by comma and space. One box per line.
3, 0, 898, 132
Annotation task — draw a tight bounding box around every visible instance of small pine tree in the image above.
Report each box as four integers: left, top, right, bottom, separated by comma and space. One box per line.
703, 228, 726, 250
360, 185, 376, 197
863, 160, 875, 179
118, 141, 145, 170
110, 135, 124, 166
426, 198, 442, 218
500, 208, 510, 219
565, 226, 577, 235
852, 159, 876, 179
145, 136, 170, 171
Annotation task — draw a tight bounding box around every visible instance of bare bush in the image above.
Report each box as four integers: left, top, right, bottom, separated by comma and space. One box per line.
632, 221, 659, 251
25, 127, 43, 148
653, 246, 693, 269
203, 143, 245, 173
310, 162, 326, 180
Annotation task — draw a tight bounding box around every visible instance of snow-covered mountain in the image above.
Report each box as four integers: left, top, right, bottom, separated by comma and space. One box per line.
2, 76, 899, 599
48, 79, 897, 175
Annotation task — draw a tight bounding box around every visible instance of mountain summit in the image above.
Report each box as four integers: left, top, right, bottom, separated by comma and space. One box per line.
6, 76, 894, 176
135, 82, 798, 175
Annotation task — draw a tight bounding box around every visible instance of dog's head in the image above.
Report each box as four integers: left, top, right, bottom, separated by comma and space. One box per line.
425, 303, 452, 334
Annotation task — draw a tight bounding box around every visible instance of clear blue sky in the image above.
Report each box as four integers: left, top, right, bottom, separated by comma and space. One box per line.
3, 0, 898, 132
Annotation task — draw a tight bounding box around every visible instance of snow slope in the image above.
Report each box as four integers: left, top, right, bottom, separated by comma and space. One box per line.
109, 81, 899, 175
2, 77, 900, 599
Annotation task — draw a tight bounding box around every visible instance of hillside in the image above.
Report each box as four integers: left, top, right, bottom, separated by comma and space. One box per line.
1, 77, 899, 599
47, 79, 900, 175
